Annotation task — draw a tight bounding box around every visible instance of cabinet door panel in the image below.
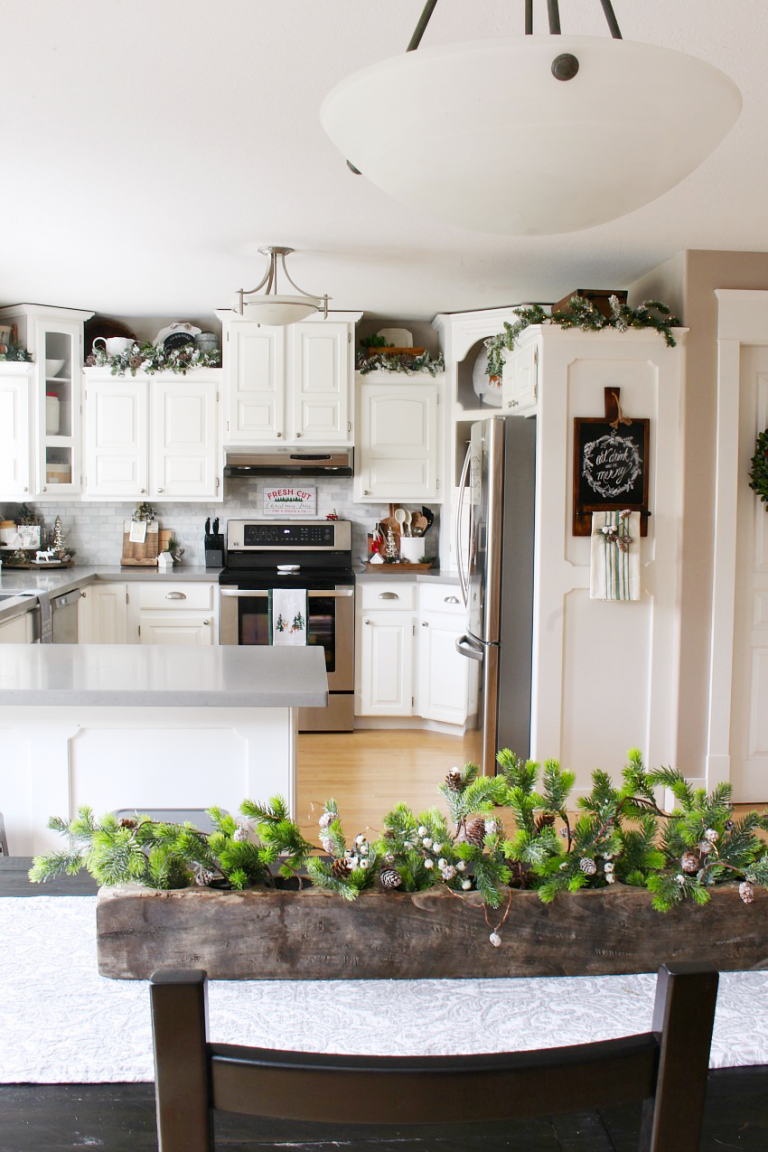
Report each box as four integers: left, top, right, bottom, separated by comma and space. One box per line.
358, 611, 414, 716
419, 614, 469, 725
228, 326, 284, 440
357, 383, 439, 501
152, 380, 217, 498
292, 323, 349, 442
139, 613, 214, 645
0, 375, 31, 497
84, 380, 148, 498
89, 584, 128, 644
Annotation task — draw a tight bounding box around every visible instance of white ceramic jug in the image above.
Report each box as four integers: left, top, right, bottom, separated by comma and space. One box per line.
93, 337, 134, 356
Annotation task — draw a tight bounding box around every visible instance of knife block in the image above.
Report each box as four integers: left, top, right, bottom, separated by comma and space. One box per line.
205, 534, 225, 568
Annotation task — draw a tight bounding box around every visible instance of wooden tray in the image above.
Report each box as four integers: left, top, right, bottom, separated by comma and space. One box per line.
121, 520, 159, 566
363, 562, 433, 572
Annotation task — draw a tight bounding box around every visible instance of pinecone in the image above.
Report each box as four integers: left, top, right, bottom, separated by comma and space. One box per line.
535, 813, 556, 833
380, 867, 403, 890
739, 881, 755, 905
464, 816, 487, 848
119, 818, 137, 829
331, 858, 352, 880
446, 767, 463, 792
681, 851, 700, 873
579, 857, 597, 876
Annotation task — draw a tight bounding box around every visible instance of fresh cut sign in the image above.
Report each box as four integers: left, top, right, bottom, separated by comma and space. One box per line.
263, 486, 317, 516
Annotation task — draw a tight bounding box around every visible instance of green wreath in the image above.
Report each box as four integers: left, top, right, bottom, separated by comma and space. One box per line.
749, 428, 768, 506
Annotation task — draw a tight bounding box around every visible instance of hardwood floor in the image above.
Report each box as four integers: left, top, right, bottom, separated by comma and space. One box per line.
297, 728, 482, 843
296, 728, 767, 845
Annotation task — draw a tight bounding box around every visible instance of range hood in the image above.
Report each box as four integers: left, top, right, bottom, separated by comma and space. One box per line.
224, 447, 353, 477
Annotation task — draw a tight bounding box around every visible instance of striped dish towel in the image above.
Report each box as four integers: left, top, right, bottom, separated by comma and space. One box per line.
590, 511, 641, 601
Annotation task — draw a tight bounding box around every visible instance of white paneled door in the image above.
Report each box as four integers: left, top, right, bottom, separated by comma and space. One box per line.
730, 345, 768, 801
84, 378, 148, 498
0, 370, 31, 498
151, 379, 218, 499
292, 322, 350, 442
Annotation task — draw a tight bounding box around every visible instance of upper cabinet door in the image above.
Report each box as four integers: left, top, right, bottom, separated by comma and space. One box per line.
356, 381, 441, 502
226, 325, 285, 441
0, 368, 31, 499
151, 378, 219, 499
84, 377, 149, 498
291, 322, 350, 443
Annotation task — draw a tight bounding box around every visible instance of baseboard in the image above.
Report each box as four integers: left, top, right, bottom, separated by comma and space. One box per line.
354, 716, 473, 736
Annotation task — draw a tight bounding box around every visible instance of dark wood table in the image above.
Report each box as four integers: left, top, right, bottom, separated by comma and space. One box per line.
2, 858, 767, 1152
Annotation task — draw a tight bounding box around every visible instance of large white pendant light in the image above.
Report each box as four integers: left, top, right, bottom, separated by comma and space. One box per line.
320, 1, 742, 236
233, 246, 329, 325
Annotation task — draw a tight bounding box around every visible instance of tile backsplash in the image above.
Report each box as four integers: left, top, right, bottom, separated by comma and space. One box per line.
3, 478, 439, 567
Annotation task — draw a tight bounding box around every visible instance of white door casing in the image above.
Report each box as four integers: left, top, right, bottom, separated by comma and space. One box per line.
708, 289, 768, 800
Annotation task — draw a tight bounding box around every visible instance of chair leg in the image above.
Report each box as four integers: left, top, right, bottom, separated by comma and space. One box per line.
639, 963, 719, 1152
150, 969, 214, 1152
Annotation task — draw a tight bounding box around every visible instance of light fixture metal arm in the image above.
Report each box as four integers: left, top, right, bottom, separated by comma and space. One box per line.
405, 0, 622, 44
407, 0, 439, 51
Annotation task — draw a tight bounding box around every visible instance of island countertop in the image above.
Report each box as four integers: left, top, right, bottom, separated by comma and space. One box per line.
0, 644, 328, 708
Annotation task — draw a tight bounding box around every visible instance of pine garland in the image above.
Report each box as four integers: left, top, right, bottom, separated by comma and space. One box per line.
749, 428, 768, 506
357, 349, 445, 376
87, 340, 221, 376
484, 296, 680, 378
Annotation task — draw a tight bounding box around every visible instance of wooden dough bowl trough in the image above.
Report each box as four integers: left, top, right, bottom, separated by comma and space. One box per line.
96, 882, 768, 980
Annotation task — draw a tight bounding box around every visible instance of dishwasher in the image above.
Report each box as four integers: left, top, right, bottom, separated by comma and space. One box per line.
48, 588, 84, 643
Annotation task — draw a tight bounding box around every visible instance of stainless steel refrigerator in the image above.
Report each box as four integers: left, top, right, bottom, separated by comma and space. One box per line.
456, 415, 537, 775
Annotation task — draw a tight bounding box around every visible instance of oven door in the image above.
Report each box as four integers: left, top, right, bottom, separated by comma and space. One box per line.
219, 587, 354, 691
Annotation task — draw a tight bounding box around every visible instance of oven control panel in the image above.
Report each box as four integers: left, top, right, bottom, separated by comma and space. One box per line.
227, 520, 351, 551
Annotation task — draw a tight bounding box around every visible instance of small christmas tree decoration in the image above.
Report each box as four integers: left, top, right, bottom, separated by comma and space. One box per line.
681, 851, 700, 873
384, 525, 398, 561
580, 856, 597, 876
739, 881, 755, 904
380, 866, 403, 890
331, 858, 352, 880
51, 516, 70, 560
446, 767, 463, 792
465, 816, 487, 847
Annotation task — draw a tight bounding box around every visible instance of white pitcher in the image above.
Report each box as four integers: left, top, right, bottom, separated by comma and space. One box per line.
92, 337, 134, 356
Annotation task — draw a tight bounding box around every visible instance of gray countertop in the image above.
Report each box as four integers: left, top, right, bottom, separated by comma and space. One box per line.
355, 567, 459, 585
0, 566, 221, 623
0, 644, 328, 708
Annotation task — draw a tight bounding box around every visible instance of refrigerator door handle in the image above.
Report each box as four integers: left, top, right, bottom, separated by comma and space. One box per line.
455, 634, 484, 662
456, 441, 472, 607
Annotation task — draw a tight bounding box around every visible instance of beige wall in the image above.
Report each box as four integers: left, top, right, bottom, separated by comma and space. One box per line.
630, 251, 768, 775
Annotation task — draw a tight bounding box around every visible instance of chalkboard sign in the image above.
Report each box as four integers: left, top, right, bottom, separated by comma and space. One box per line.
573, 417, 650, 536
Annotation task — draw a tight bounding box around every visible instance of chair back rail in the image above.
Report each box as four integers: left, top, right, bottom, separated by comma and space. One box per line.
150, 963, 719, 1152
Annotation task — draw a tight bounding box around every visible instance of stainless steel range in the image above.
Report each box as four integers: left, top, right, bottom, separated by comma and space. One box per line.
219, 520, 355, 731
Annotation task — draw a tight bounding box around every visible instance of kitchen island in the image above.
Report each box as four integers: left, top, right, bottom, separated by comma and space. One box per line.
0, 644, 327, 854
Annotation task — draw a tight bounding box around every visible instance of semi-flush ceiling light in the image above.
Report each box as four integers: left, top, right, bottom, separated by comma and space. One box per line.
233, 247, 329, 325
320, 0, 742, 236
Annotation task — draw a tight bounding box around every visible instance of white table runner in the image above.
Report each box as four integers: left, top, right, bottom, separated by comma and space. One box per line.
2, 897, 767, 1084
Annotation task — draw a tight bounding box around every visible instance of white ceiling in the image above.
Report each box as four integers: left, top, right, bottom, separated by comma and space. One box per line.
2, 0, 765, 323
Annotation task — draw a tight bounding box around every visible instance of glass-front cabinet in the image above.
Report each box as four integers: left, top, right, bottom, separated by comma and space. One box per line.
0, 303, 94, 499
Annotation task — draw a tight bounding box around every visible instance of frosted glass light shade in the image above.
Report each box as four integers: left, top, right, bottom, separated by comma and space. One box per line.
239, 295, 322, 325
321, 36, 742, 235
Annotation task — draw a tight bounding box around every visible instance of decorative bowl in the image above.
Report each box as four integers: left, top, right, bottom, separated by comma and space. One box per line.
45, 358, 66, 378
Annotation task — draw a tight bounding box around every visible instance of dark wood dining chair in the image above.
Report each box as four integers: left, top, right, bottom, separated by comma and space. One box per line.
150, 963, 718, 1152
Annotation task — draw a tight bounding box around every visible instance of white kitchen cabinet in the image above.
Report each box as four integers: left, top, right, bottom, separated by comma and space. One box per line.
84, 377, 148, 499
217, 311, 360, 445
417, 584, 472, 725
358, 610, 415, 716
0, 303, 94, 499
83, 370, 222, 502
133, 581, 217, 645
355, 377, 442, 503
0, 610, 36, 643
80, 583, 129, 643
0, 364, 32, 499
501, 338, 539, 414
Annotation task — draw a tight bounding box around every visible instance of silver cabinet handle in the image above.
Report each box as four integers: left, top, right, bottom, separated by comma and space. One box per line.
379, 592, 398, 600
444, 595, 460, 604
277, 432, 282, 438
219, 588, 353, 599
157, 487, 164, 493
363, 489, 371, 496
140, 487, 146, 493
166, 592, 186, 600
296, 433, 302, 438
203, 619, 211, 625
421, 620, 429, 627
364, 618, 371, 625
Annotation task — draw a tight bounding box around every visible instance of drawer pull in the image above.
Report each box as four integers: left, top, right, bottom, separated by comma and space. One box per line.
364, 618, 371, 625
204, 619, 211, 625
165, 592, 187, 600
379, 592, 399, 600
444, 596, 460, 604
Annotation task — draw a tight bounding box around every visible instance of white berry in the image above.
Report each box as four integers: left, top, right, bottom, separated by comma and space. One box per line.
418, 826, 428, 837
462, 879, 472, 890
603, 861, 614, 873
456, 860, 466, 872
432, 843, 443, 854
489, 932, 501, 948
424, 858, 434, 869
606, 873, 615, 884
421, 837, 433, 849
485, 820, 498, 835
359, 860, 369, 870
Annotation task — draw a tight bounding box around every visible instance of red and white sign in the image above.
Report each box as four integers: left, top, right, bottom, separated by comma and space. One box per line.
263, 486, 317, 516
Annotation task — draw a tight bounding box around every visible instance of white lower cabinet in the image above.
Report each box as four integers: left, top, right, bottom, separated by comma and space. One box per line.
356, 581, 473, 724
80, 583, 128, 643
0, 611, 36, 643
134, 582, 216, 645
